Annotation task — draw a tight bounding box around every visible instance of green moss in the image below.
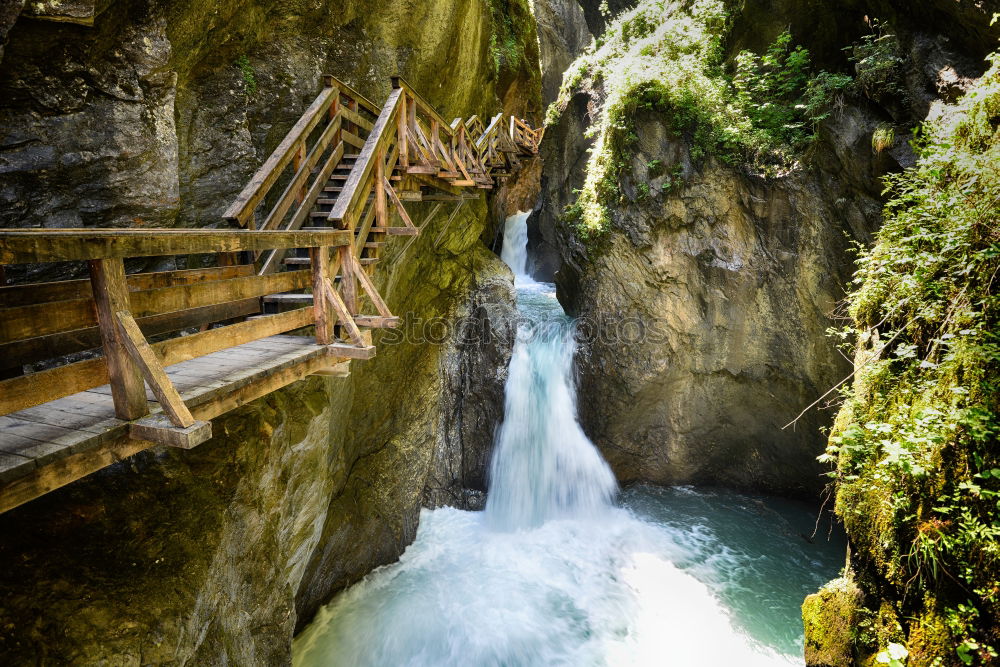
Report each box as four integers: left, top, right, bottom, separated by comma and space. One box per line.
546, 0, 851, 241
235, 54, 257, 97
817, 53, 1000, 665
486, 0, 533, 79
803, 577, 863, 667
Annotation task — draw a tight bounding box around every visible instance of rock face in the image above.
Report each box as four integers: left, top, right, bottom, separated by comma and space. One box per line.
530, 0, 593, 105
530, 0, 992, 496
549, 108, 883, 497
0, 0, 539, 662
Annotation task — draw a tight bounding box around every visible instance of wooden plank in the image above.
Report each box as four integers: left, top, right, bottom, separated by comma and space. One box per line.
188, 347, 340, 421
0, 298, 260, 368
130, 270, 310, 319
0, 265, 253, 308
0, 229, 352, 264
341, 107, 374, 133
89, 259, 147, 420
0, 430, 150, 515
115, 311, 195, 428
342, 128, 366, 150
11, 404, 120, 435
222, 85, 337, 226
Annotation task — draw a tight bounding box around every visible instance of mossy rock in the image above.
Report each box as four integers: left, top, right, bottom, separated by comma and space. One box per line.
803, 577, 863, 667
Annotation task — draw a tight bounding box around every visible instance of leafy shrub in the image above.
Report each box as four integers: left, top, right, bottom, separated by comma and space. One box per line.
236, 55, 257, 98
872, 124, 895, 153
848, 19, 906, 103
824, 53, 1000, 664
547, 0, 853, 239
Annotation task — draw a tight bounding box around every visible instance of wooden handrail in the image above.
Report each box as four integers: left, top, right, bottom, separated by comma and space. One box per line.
329, 88, 405, 225
223, 83, 338, 227
222, 75, 379, 229
391, 76, 455, 140
0, 228, 351, 263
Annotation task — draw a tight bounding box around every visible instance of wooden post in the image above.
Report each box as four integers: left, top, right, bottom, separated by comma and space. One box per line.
339, 242, 358, 315
397, 92, 409, 169
88, 258, 148, 420
375, 147, 387, 231
310, 246, 332, 345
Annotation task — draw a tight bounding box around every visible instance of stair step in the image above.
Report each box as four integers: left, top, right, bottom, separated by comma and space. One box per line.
364, 242, 385, 249
360, 258, 378, 266
321, 187, 344, 193
263, 293, 315, 304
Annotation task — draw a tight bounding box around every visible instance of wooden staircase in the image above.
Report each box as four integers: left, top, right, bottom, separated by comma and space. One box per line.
0, 74, 540, 515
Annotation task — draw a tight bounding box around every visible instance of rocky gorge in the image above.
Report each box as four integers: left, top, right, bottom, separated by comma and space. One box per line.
0, 0, 998, 664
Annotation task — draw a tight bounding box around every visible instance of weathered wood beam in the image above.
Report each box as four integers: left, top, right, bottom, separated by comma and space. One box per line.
222, 83, 338, 226
88, 259, 147, 421
0, 264, 253, 308
0, 298, 260, 369
0, 269, 311, 343
321, 276, 365, 347
115, 310, 195, 429
0, 229, 352, 263
310, 247, 332, 345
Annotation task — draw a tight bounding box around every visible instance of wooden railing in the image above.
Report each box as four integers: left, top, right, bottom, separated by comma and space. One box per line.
222, 75, 380, 275
0, 73, 540, 452
0, 227, 369, 447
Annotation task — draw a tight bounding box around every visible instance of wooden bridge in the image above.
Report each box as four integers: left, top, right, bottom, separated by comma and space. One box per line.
0, 75, 541, 515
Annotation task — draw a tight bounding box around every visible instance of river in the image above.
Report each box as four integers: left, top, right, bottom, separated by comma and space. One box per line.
293, 212, 844, 666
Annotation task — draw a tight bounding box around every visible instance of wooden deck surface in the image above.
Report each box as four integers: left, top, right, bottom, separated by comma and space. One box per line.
0, 335, 331, 486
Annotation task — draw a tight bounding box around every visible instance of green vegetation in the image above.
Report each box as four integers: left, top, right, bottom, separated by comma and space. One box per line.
872, 123, 895, 153
847, 19, 906, 104
236, 55, 257, 98
821, 53, 1000, 665
551, 0, 851, 240
486, 0, 533, 78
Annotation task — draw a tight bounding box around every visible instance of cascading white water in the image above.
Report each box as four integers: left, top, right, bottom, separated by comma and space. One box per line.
485, 213, 617, 531
292, 212, 844, 666
500, 211, 531, 280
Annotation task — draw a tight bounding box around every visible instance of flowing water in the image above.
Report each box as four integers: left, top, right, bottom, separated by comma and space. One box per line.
293, 212, 845, 666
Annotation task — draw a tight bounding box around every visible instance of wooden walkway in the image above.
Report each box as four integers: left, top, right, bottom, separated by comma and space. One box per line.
0, 75, 541, 514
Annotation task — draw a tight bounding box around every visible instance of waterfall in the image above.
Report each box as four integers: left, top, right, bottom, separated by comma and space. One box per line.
500, 211, 531, 280
292, 212, 843, 667
486, 212, 617, 530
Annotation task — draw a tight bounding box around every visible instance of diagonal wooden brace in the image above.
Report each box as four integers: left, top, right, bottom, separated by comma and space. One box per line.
321, 277, 366, 347
115, 310, 195, 429
383, 177, 417, 231
347, 252, 393, 318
